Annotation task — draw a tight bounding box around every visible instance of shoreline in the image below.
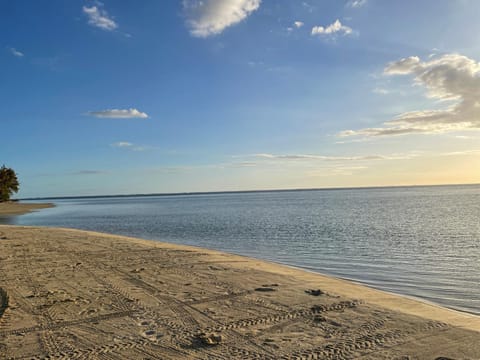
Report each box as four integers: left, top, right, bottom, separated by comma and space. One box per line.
3, 224, 479, 323
70, 225, 480, 318
69, 227, 480, 330
268, 259, 480, 318
11, 190, 479, 319
1, 225, 479, 358
0, 202, 54, 216
7, 219, 478, 317
42, 226, 480, 318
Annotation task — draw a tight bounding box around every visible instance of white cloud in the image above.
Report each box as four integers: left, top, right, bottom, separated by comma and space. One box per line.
111, 141, 147, 151
311, 19, 353, 36
88, 108, 148, 119
384, 56, 421, 75
347, 0, 367, 8
183, 0, 261, 38
294, 21, 304, 28
112, 142, 133, 148
9, 47, 24, 57
339, 53, 480, 137
83, 5, 118, 31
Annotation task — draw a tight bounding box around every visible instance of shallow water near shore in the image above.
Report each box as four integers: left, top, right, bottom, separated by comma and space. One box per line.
7, 184, 480, 315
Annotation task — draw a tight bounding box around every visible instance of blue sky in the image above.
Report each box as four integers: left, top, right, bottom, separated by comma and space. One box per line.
2, 0, 480, 197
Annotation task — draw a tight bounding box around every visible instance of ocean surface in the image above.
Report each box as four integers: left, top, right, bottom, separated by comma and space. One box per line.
3, 185, 479, 315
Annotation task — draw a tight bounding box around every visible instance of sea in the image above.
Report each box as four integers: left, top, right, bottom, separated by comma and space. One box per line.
2, 184, 479, 315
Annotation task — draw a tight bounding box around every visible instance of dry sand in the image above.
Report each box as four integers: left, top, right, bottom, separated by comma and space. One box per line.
0, 203, 53, 216
0, 225, 479, 359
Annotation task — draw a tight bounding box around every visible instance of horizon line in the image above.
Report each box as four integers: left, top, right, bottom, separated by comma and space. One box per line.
19, 182, 480, 201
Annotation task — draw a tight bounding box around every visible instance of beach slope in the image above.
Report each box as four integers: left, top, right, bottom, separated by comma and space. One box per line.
0, 226, 479, 359
0, 202, 53, 216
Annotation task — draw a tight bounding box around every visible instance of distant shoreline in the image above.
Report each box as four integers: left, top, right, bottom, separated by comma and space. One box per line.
0, 202, 54, 216
20, 182, 480, 201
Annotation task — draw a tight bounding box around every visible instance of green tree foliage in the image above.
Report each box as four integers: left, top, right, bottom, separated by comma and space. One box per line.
0, 165, 20, 202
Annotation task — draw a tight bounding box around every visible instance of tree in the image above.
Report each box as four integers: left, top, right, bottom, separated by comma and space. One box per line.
0, 165, 20, 202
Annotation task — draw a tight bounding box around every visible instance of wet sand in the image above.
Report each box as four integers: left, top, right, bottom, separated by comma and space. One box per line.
0, 202, 54, 216
0, 225, 479, 359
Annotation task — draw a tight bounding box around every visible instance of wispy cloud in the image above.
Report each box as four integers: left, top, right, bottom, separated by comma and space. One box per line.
254, 153, 415, 161
232, 161, 258, 167
311, 19, 353, 37
9, 47, 24, 57
247, 60, 264, 67
183, 0, 261, 38
288, 21, 304, 32
83, 5, 118, 31
87, 108, 148, 119
112, 141, 133, 148
346, 0, 367, 8
111, 141, 148, 151
439, 149, 480, 156
339, 53, 480, 137
372, 87, 390, 95
70, 170, 107, 175
294, 21, 304, 28
302, 2, 315, 13
307, 166, 368, 177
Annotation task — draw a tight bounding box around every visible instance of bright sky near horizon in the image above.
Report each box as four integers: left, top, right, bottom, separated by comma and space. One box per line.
2, 0, 480, 198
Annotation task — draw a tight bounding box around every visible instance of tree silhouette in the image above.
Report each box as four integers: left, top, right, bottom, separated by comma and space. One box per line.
0, 165, 20, 202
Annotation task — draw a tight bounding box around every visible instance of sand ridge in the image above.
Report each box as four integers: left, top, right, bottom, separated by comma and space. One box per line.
0, 225, 479, 359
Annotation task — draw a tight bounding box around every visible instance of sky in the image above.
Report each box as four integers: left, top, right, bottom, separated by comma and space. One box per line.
2, 0, 480, 198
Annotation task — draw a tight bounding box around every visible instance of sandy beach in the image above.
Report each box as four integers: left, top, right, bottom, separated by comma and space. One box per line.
0, 225, 479, 359
0, 202, 54, 216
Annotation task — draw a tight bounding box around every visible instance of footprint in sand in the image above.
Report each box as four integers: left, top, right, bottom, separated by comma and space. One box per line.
139, 319, 163, 340
255, 287, 276, 292
195, 332, 223, 346
141, 328, 163, 341
255, 284, 279, 292
305, 289, 324, 296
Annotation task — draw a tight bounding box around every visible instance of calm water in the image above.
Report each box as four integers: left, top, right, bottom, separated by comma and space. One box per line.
3, 185, 480, 315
